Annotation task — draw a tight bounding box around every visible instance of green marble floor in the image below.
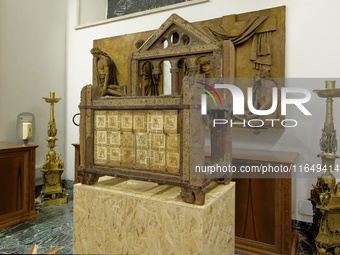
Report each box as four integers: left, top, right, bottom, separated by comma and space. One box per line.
0, 193, 73, 254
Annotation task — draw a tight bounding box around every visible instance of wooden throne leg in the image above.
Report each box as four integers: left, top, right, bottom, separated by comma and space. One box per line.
181, 187, 195, 203
83, 173, 99, 185
78, 167, 99, 185
224, 178, 231, 185
193, 189, 205, 205
181, 187, 206, 205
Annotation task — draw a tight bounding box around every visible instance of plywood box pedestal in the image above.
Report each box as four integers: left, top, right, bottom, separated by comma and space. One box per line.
73, 176, 235, 255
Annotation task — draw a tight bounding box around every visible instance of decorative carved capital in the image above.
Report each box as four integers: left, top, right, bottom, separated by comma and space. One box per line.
170, 67, 179, 73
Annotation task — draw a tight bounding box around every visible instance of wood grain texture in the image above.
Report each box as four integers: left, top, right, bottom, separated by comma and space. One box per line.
0, 143, 38, 229
73, 177, 235, 254
232, 149, 297, 255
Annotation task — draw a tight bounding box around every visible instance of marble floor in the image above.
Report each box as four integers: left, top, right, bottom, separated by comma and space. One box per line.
292, 220, 316, 255
0, 192, 73, 254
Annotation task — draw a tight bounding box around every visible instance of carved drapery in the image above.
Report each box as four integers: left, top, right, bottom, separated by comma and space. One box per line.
206, 15, 276, 71
206, 16, 267, 45
250, 31, 272, 70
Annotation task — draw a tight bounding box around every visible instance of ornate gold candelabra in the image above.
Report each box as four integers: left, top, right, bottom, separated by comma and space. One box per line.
41, 92, 67, 206
310, 81, 340, 255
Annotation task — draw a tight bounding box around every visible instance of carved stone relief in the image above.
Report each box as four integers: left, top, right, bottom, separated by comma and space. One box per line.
92, 6, 285, 132
90, 47, 122, 97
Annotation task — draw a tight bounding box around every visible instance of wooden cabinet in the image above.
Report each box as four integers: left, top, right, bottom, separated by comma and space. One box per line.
0, 142, 38, 229
232, 149, 298, 255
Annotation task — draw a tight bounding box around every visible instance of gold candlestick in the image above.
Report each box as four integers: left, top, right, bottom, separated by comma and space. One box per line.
40, 92, 67, 206
310, 81, 340, 254
313, 81, 340, 192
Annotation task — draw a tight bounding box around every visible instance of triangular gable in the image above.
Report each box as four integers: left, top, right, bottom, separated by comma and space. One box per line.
137, 14, 219, 53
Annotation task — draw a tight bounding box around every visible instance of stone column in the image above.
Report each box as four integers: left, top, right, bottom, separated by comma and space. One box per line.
187, 57, 198, 77
169, 59, 179, 95
152, 61, 162, 95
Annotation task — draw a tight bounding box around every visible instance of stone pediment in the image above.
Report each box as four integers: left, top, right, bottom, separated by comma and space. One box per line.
136, 14, 220, 58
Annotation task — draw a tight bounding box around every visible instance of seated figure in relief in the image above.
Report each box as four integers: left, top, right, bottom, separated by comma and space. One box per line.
90, 47, 122, 97
197, 56, 213, 78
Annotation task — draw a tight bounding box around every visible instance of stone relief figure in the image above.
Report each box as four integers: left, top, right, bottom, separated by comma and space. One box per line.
197, 56, 213, 78
91, 47, 122, 97
143, 62, 160, 96
234, 69, 278, 127
249, 69, 278, 118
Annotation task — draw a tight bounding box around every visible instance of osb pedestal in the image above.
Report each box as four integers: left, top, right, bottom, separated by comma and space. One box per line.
73, 176, 235, 255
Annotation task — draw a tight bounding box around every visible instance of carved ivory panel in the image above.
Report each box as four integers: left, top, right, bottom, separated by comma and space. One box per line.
94, 110, 180, 174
